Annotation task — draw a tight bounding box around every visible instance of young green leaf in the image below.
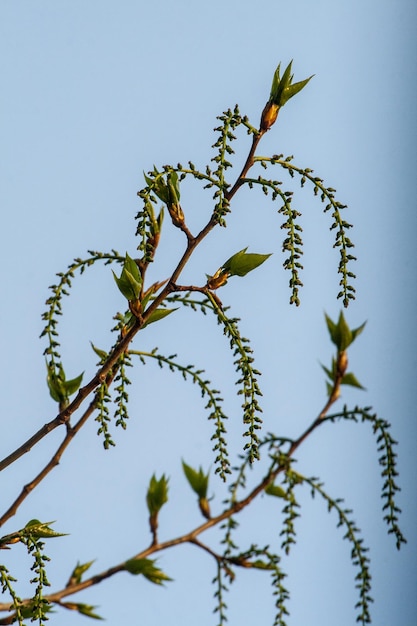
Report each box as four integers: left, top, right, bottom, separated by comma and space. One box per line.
74, 603, 103, 620
46, 363, 67, 404
64, 371, 84, 396
68, 560, 95, 586
60, 602, 103, 620
124, 558, 172, 585
182, 461, 209, 498
90, 343, 108, 362
325, 311, 366, 351
167, 171, 181, 204
113, 253, 142, 301
143, 308, 177, 328
24, 519, 67, 539
146, 474, 169, 517
341, 372, 365, 389
222, 248, 272, 277
269, 60, 313, 107
46, 362, 83, 405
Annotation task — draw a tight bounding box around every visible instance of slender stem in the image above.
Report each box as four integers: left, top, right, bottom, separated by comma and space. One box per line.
224, 131, 264, 201
0, 369, 117, 527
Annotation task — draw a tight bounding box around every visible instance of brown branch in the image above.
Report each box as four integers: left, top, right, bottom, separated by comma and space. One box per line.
224, 130, 265, 202
0, 322, 141, 474
0, 369, 117, 527
0, 376, 344, 617
1, 109, 267, 479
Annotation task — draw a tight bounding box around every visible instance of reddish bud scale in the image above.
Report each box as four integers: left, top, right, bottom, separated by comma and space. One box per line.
199, 497, 211, 519
260, 101, 280, 131
207, 270, 229, 290
337, 350, 348, 377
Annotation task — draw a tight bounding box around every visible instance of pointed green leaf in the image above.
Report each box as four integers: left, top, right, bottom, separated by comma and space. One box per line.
156, 206, 164, 231
182, 461, 209, 499
336, 311, 353, 351
269, 60, 313, 107
124, 558, 172, 585
113, 254, 142, 301
146, 474, 169, 517
341, 372, 365, 389
270, 62, 281, 98
113, 270, 135, 301
64, 371, 84, 396
280, 60, 293, 91
24, 519, 67, 539
324, 312, 337, 344
167, 171, 180, 203
351, 320, 367, 343
280, 74, 314, 106
74, 604, 103, 620
325, 311, 354, 351
320, 362, 335, 381
149, 170, 171, 204
124, 253, 142, 281
90, 343, 108, 361
143, 308, 177, 328
46, 367, 66, 403
69, 560, 95, 585
222, 248, 272, 277
123, 269, 142, 300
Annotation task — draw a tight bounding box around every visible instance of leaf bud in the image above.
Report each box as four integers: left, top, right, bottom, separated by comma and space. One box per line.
337, 350, 348, 377
260, 101, 280, 131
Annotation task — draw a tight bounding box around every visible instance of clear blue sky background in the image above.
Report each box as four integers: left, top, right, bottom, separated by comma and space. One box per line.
1, 1, 416, 625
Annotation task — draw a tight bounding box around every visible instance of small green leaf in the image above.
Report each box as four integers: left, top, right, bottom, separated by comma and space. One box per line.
269, 60, 313, 107
222, 248, 272, 277
90, 343, 108, 361
341, 372, 365, 390
69, 560, 95, 585
123, 253, 142, 282
157, 207, 164, 231
60, 602, 103, 620
325, 311, 366, 352
24, 519, 67, 539
145, 168, 171, 204
320, 359, 336, 381
124, 558, 172, 585
167, 171, 180, 204
325, 311, 351, 351
182, 461, 209, 499
64, 371, 84, 396
46, 362, 83, 405
146, 474, 169, 517
280, 75, 314, 106
75, 604, 104, 620
113, 254, 142, 301
351, 320, 367, 343
143, 171, 153, 187
270, 62, 282, 99
143, 308, 177, 328
46, 365, 67, 403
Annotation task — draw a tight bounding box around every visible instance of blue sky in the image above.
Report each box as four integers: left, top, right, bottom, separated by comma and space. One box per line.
0, 1, 416, 625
